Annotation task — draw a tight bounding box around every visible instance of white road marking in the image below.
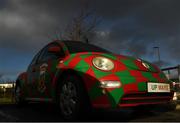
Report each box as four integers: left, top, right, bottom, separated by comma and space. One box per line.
0, 110, 19, 121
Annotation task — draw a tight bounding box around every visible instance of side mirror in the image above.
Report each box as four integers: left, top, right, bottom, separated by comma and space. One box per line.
48, 46, 61, 53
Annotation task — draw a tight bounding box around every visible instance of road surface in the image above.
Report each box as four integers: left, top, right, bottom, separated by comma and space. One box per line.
0, 103, 180, 122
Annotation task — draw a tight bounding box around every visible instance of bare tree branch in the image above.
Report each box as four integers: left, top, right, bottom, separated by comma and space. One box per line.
63, 1, 101, 43
48, 1, 101, 44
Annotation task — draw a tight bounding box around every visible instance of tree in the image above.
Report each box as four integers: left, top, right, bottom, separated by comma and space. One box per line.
0, 74, 3, 82
46, 1, 101, 43
63, 1, 101, 43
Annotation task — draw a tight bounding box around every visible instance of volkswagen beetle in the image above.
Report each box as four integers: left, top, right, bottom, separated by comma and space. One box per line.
15, 40, 174, 120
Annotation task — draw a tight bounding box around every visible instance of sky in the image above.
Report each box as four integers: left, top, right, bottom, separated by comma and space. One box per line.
0, 0, 180, 80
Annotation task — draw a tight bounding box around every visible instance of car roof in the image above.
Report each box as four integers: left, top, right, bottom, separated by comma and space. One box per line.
51, 40, 112, 54
61, 40, 88, 45
49, 40, 88, 46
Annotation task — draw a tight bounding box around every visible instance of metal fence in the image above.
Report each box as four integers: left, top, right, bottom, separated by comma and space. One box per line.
162, 65, 180, 93
161, 65, 180, 82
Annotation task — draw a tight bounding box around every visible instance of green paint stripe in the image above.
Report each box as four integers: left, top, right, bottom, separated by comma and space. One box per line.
119, 77, 136, 84
138, 82, 147, 91
62, 44, 68, 51
121, 59, 139, 70
63, 54, 76, 66
101, 53, 117, 60
115, 71, 136, 84
107, 88, 124, 108
115, 70, 131, 76
80, 52, 93, 59
142, 72, 157, 81
159, 72, 167, 79
74, 60, 90, 69
92, 66, 112, 79
89, 82, 103, 100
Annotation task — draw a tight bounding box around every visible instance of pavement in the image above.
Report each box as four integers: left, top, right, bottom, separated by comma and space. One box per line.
0, 103, 180, 122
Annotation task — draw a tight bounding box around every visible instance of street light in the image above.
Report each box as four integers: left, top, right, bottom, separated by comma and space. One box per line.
153, 46, 161, 67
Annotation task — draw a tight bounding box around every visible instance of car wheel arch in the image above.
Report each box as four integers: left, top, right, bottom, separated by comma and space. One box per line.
15, 79, 21, 88
54, 69, 91, 107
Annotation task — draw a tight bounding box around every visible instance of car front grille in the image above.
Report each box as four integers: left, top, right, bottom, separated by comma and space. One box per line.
119, 92, 173, 107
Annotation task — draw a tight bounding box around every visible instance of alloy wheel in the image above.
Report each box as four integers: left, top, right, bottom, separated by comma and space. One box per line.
59, 81, 78, 116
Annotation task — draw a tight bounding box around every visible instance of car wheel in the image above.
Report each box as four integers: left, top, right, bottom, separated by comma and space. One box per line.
57, 74, 90, 121
15, 85, 26, 106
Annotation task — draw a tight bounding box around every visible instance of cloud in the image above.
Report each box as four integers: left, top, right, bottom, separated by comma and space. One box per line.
0, 0, 83, 51
0, 0, 180, 79
1, 0, 180, 56
92, 0, 180, 64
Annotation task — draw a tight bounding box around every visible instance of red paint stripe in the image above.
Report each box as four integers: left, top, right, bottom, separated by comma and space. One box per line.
100, 74, 120, 81
152, 73, 166, 82
130, 70, 148, 82
116, 54, 128, 60
68, 55, 82, 68
84, 56, 94, 66
126, 91, 146, 94
119, 102, 169, 107
59, 41, 69, 56
122, 96, 172, 100
83, 68, 97, 91
114, 61, 127, 72
92, 95, 110, 107
152, 73, 167, 82
134, 60, 149, 71
47, 60, 55, 80
52, 76, 58, 87
152, 64, 160, 72
123, 83, 138, 93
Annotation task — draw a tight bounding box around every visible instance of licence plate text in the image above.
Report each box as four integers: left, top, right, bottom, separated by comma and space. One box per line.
147, 82, 170, 93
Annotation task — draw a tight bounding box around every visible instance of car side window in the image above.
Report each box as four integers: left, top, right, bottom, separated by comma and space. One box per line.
27, 50, 42, 70
38, 43, 64, 63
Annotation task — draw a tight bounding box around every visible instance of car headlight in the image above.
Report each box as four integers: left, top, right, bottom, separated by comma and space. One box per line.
92, 57, 114, 71
100, 81, 121, 88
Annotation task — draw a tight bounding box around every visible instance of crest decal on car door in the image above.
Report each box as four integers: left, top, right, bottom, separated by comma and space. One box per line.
38, 63, 48, 93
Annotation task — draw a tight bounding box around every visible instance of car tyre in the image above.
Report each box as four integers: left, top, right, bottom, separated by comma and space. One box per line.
57, 74, 90, 121
15, 84, 27, 107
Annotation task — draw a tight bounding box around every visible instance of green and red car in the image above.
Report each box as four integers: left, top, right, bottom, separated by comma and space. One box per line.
15, 40, 174, 119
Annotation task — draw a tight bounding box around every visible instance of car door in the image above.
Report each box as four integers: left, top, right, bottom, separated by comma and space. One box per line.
26, 50, 42, 98
35, 43, 65, 99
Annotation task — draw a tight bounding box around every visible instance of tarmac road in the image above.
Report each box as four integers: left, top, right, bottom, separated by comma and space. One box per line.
0, 103, 180, 122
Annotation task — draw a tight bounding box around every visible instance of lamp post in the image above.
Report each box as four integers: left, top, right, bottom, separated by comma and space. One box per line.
153, 46, 161, 67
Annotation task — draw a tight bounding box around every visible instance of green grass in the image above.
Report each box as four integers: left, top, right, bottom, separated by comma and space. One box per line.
0, 97, 14, 104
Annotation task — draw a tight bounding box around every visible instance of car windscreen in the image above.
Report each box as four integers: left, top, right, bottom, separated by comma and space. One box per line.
63, 41, 112, 54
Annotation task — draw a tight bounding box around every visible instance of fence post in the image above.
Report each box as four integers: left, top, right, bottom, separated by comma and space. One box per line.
167, 70, 170, 80
178, 65, 180, 82
12, 82, 15, 103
